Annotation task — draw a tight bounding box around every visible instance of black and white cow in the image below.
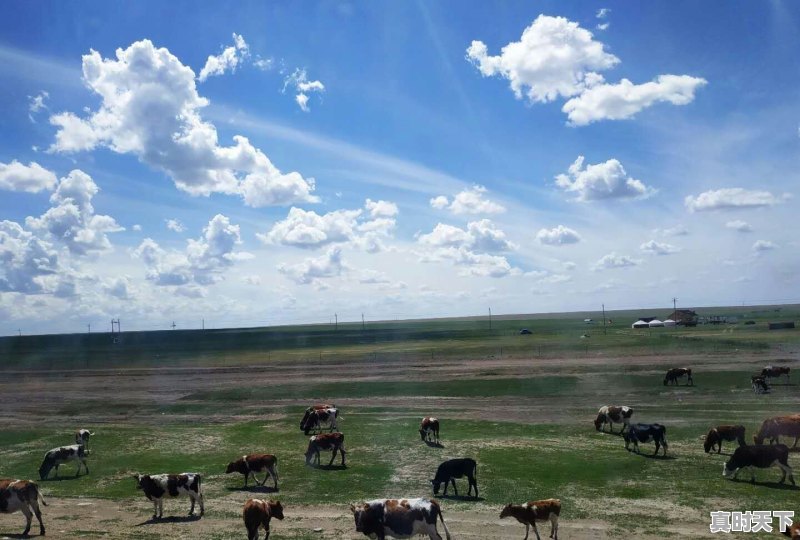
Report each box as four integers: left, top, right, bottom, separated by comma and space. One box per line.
623, 424, 668, 456
75, 429, 94, 450
350, 498, 451, 540
594, 406, 634, 433
751, 376, 770, 394
0, 479, 46, 536
723, 444, 796, 485
301, 408, 339, 435
134, 473, 205, 519
431, 458, 478, 498
38, 445, 89, 480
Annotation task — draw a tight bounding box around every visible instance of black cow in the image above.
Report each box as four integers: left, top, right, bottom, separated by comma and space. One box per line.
723, 444, 796, 485
751, 375, 770, 394
623, 424, 668, 455
663, 368, 693, 386
431, 458, 478, 498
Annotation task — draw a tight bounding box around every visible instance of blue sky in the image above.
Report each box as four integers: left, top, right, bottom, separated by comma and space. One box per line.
1, 1, 798, 334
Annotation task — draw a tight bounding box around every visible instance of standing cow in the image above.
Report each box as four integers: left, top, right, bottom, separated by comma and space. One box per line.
39, 445, 89, 480
0, 479, 46, 536
420, 417, 440, 444
226, 454, 279, 489
663, 368, 693, 386
723, 444, 795, 485
305, 433, 346, 467
134, 473, 204, 519
350, 498, 451, 540
623, 424, 668, 456
753, 415, 800, 447
594, 406, 633, 434
431, 458, 478, 498
301, 408, 339, 435
500, 499, 561, 540
704, 425, 746, 454
762, 366, 791, 382
243, 498, 284, 540
75, 429, 94, 450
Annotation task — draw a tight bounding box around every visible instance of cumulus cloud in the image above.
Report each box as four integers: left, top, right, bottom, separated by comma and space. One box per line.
0, 160, 57, 193
279, 246, 345, 284
49, 39, 317, 207
0, 220, 60, 294
466, 14, 705, 124
726, 220, 753, 232
283, 68, 325, 112
685, 188, 789, 212
555, 156, 655, 201
640, 240, 680, 255
536, 225, 581, 246
753, 240, 777, 252
430, 185, 505, 215
365, 199, 399, 218
198, 33, 249, 82
25, 170, 123, 255
133, 214, 248, 287
562, 75, 707, 126
418, 219, 515, 253
132, 224, 142, 232
593, 252, 641, 270
166, 219, 186, 233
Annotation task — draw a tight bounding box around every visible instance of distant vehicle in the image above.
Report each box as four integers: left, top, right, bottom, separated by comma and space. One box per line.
519, 328, 532, 335
584, 318, 594, 323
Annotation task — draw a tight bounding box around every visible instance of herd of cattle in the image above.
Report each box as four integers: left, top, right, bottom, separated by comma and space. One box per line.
1, 367, 798, 539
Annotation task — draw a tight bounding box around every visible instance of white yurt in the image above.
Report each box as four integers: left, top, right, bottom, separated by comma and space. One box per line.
632, 320, 649, 329
663, 319, 677, 327
649, 319, 665, 327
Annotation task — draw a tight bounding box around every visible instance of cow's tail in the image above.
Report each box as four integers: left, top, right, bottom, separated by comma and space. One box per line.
437, 505, 452, 540
37, 485, 48, 507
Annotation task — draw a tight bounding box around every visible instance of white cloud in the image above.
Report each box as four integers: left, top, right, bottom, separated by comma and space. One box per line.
640, 240, 680, 255
685, 188, 789, 212
726, 220, 753, 232
198, 33, 249, 82
165, 219, 186, 233
431, 185, 505, 215
28, 91, 49, 121
593, 252, 641, 270
49, 39, 317, 207
242, 274, 262, 285
283, 68, 325, 112
253, 56, 273, 71
466, 15, 705, 124
359, 269, 391, 284
365, 198, 399, 218
653, 225, 689, 237
562, 75, 707, 126
596, 8, 611, 18
102, 276, 132, 300
753, 240, 777, 252
418, 219, 515, 253
466, 15, 619, 103
25, 170, 123, 255
596, 23, 610, 31
132, 224, 142, 232
0, 220, 59, 294
555, 156, 655, 201
536, 225, 582, 246
0, 160, 57, 193
279, 246, 345, 284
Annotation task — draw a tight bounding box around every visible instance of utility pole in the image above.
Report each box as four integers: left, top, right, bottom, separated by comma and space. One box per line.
87, 324, 91, 333
489, 307, 492, 331
602, 303, 607, 336
17, 329, 21, 336
362, 313, 365, 331
202, 318, 205, 330
335, 313, 338, 331
673, 297, 678, 314
171, 321, 177, 330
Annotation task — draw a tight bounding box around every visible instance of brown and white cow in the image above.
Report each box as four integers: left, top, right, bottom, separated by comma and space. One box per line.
134, 473, 204, 519
350, 498, 451, 540
0, 479, 46, 536
420, 417, 440, 444
500, 499, 561, 540
243, 498, 284, 540
301, 408, 339, 435
704, 425, 746, 454
783, 521, 800, 539
226, 454, 279, 489
305, 432, 346, 467
38, 444, 89, 480
663, 367, 693, 386
299, 404, 335, 430
723, 444, 795, 485
75, 429, 94, 450
763, 365, 791, 382
594, 406, 633, 433
753, 415, 800, 447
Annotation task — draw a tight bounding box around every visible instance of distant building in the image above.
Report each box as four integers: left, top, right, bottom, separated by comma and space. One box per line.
665, 309, 698, 326
637, 316, 657, 323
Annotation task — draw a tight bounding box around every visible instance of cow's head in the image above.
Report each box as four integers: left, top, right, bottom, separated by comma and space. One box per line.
754, 434, 765, 445
419, 428, 427, 441
593, 414, 604, 431
304, 439, 317, 464
499, 504, 514, 519
663, 377, 669, 386
431, 479, 442, 495
703, 430, 716, 453
268, 500, 284, 520
225, 459, 244, 475
300, 408, 312, 430
133, 474, 145, 490
38, 458, 53, 480
350, 503, 367, 532
722, 460, 736, 478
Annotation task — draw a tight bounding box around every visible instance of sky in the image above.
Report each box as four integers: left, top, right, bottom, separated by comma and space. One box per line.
1, 1, 798, 335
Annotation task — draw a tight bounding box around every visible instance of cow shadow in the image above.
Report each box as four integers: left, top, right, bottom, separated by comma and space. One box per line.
437, 494, 485, 502
310, 464, 347, 471
628, 452, 676, 461
136, 515, 203, 527
729, 479, 799, 490
0, 533, 41, 539
40, 474, 86, 482
424, 440, 444, 448
226, 485, 279, 493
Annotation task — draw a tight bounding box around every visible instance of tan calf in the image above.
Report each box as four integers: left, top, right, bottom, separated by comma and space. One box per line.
500, 499, 560, 540
243, 498, 284, 540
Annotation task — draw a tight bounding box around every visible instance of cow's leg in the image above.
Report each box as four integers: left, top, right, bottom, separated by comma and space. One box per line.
551, 514, 558, 540
29, 498, 44, 536
198, 491, 205, 516
152, 499, 159, 519
20, 504, 32, 536
189, 493, 196, 515
531, 519, 542, 540
452, 478, 458, 496
471, 476, 479, 498
54, 464, 60, 478
426, 521, 443, 540
270, 465, 279, 489
522, 522, 529, 540
654, 440, 660, 455
793, 436, 799, 448
247, 522, 259, 540
83, 457, 89, 475
328, 448, 337, 467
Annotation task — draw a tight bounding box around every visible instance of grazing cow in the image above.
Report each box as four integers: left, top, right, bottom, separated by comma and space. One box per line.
722, 444, 795, 485
0, 479, 46, 536
762, 365, 791, 382
301, 408, 339, 435
243, 498, 284, 540
134, 473, 204, 519
38, 444, 89, 480
298, 404, 335, 430
226, 454, 279, 489
500, 499, 561, 540
704, 425, 746, 454
783, 521, 800, 539
623, 424, 668, 456
75, 429, 94, 450
431, 458, 478, 498
350, 498, 451, 540
753, 415, 800, 447
419, 417, 440, 444
305, 432, 346, 467
663, 367, 693, 386
594, 406, 633, 433
751, 375, 770, 394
